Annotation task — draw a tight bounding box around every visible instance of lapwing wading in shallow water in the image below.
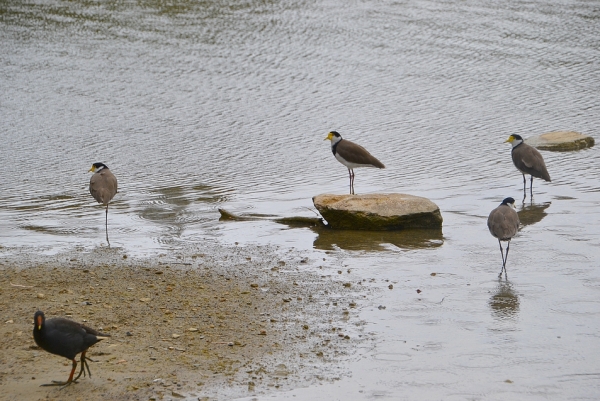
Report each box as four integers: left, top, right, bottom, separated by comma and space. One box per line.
89, 162, 118, 245
487, 197, 520, 279
33, 311, 110, 388
325, 131, 385, 195
505, 134, 551, 199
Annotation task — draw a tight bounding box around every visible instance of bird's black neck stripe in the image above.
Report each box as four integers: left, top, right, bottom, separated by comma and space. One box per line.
511, 141, 523, 152
331, 138, 342, 155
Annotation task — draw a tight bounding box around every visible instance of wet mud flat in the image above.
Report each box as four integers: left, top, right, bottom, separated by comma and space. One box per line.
0, 244, 371, 400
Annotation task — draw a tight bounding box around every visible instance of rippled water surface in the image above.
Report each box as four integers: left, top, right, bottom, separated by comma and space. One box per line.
1, 0, 599, 399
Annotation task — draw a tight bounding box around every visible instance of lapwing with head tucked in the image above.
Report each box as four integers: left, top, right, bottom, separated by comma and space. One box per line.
325, 131, 385, 195
33, 311, 110, 388
89, 162, 118, 245
487, 197, 520, 279
505, 134, 551, 198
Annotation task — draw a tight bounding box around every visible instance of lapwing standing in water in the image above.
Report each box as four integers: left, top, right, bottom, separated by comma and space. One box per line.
325, 131, 385, 195
33, 311, 110, 388
505, 134, 551, 198
487, 197, 520, 278
89, 162, 118, 245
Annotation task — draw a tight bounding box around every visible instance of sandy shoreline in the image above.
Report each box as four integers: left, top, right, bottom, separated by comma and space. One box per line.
0, 244, 371, 401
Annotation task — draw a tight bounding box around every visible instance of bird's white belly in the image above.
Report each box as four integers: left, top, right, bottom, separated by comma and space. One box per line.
335, 153, 374, 169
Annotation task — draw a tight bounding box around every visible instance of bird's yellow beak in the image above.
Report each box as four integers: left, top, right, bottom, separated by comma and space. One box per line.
88, 165, 96, 173
324, 132, 334, 141
504, 135, 514, 143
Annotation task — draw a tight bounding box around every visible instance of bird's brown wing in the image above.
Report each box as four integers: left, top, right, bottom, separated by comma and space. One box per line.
337, 140, 385, 168
512, 145, 551, 181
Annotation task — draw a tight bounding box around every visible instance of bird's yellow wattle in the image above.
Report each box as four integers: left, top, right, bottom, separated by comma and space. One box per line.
88, 165, 96, 173
325, 132, 334, 141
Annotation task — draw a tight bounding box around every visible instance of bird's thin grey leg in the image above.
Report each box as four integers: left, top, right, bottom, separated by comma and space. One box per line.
348, 169, 355, 195
530, 175, 534, 198
347, 169, 352, 194
105, 204, 110, 246
503, 240, 511, 279
498, 240, 506, 278
522, 174, 527, 198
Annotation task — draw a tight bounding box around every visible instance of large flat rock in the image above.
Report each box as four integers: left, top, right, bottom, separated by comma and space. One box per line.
525, 131, 594, 151
313, 193, 443, 230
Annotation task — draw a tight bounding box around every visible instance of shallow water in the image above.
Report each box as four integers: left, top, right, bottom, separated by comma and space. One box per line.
1, 0, 600, 399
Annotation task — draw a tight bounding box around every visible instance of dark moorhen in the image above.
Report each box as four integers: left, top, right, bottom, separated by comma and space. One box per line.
33, 311, 110, 388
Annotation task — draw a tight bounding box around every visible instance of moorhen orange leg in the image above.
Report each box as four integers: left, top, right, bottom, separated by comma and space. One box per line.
41, 358, 78, 388
72, 351, 95, 381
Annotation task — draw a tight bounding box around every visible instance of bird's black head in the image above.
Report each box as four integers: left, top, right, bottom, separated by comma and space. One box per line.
34, 311, 45, 330
501, 197, 516, 206
329, 131, 341, 138
512, 135, 523, 141
89, 162, 108, 173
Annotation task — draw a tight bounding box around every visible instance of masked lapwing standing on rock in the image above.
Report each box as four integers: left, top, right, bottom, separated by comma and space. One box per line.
325, 131, 385, 195
487, 197, 520, 279
506, 134, 551, 198
89, 162, 118, 245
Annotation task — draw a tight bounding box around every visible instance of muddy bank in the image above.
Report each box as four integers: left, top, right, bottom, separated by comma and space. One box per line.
0, 244, 371, 400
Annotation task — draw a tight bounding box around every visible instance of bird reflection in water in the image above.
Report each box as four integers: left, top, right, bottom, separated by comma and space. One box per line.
518, 201, 551, 228
489, 280, 520, 320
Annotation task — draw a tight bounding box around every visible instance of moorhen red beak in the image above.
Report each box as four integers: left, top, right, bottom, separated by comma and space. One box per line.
33, 311, 110, 388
